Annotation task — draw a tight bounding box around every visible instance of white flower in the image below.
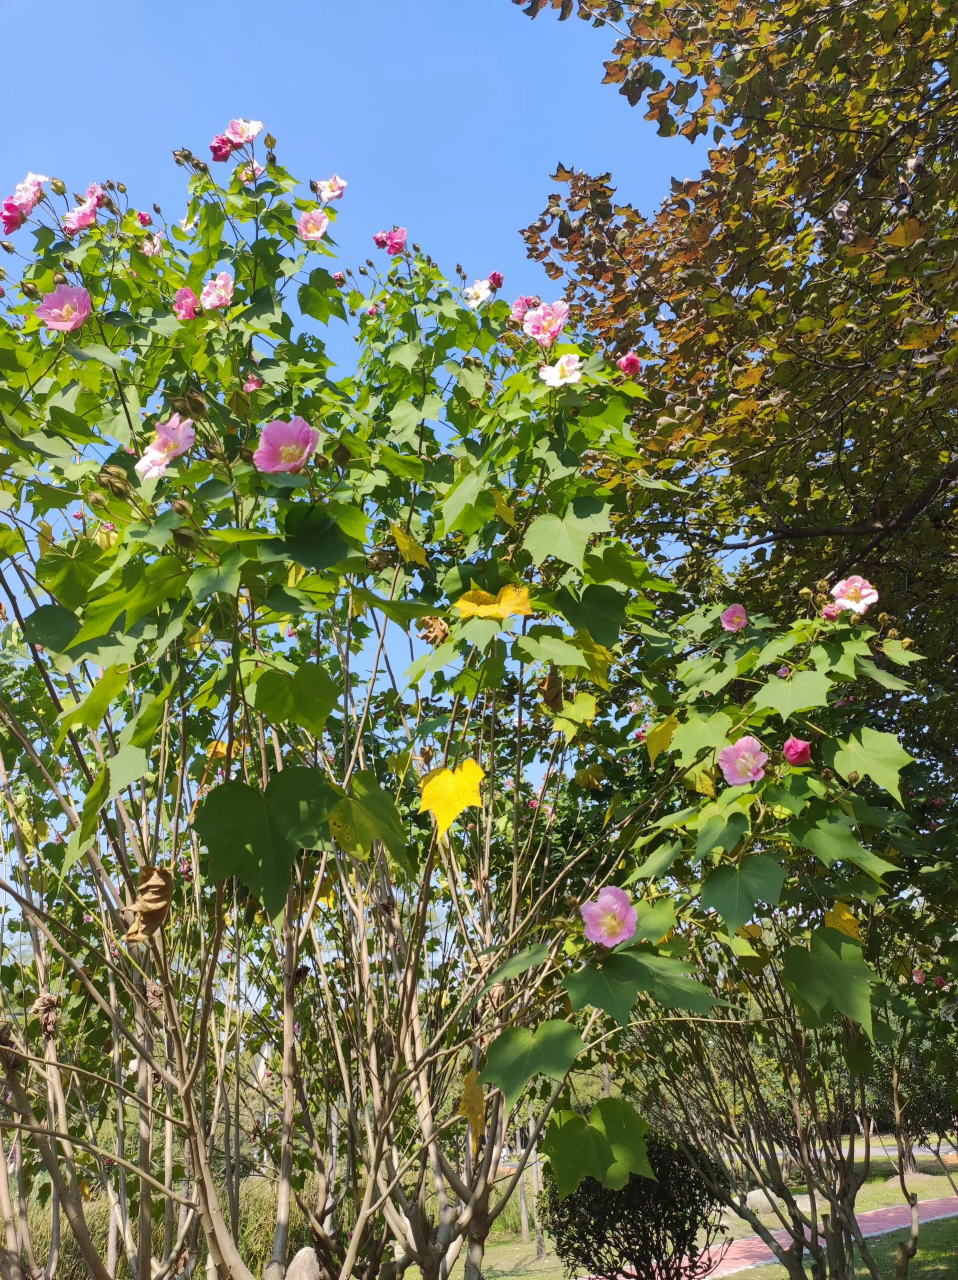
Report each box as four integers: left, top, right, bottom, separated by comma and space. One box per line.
538, 353, 582, 388
463, 278, 491, 309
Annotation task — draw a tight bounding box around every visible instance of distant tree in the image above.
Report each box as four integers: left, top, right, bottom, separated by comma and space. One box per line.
540, 1137, 728, 1280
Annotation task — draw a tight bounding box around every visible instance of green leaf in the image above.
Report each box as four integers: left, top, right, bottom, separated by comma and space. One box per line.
880, 640, 924, 668
56, 663, 128, 745
63, 340, 123, 371
252, 670, 296, 724
751, 670, 833, 720
524, 498, 612, 571
855, 658, 910, 691
187, 547, 244, 603
282, 505, 350, 571
483, 943, 550, 990
263, 767, 335, 852
783, 926, 875, 1036
22, 604, 81, 653
695, 810, 749, 859
701, 855, 785, 934
36, 540, 105, 610
290, 663, 340, 735
512, 633, 588, 669
565, 953, 651, 1027
63, 763, 111, 875
628, 841, 681, 881
627, 951, 720, 1014
328, 771, 408, 870
832, 727, 913, 805
787, 816, 897, 880
633, 897, 676, 943
542, 1099, 652, 1199
478, 1021, 583, 1107
554, 584, 628, 647
670, 712, 732, 766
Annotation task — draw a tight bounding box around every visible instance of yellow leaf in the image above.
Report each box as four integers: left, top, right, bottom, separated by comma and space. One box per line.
206, 741, 229, 760
900, 322, 943, 350
886, 217, 926, 248
458, 1069, 485, 1154
390, 520, 429, 568
825, 902, 860, 939
492, 490, 516, 526
682, 766, 716, 798
454, 585, 533, 621
572, 630, 612, 689
645, 714, 678, 766
38, 521, 54, 553
419, 759, 485, 837
574, 762, 606, 790
95, 526, 119, 550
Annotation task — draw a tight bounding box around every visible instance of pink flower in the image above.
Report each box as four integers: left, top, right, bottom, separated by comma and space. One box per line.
210, 134, 235, 162
822, 602, 843, 621
783, 737, 812, 766
34, 284, 91, 333
173, 287, 199, 321
372, 229, 389, 249
200, 272, 234, 310
0, 286, 5, 299
913, 969, 926, 985
224, 118, 264, 146
236, 162, 265, 184
136, 211, 152, 226
332, 272, 346, 285
510, 295, 538, 323
539, 353, 582, 388
63, 196, 98, 237
522, 300, 570, 348
488, 271, 504, 290
317, 174, 347, 202
464, 279, 491, 309
617, 350, 641, 376
718, 735, 768, 786
366, 304, 378, 316
581, 887, 638, 948
243, 373, 264, 393
777, 666, 790, 679
385, 227, 407, 255
253, 417, 320, 473
1, 172, 48, 232
297, 209, 329, 242
830, 575, 878, 615
141, 233, 164, 257
134, 414, 196, 480
85, 183, 105, 208
720, 603, 748, 632
528, 798, 540, 810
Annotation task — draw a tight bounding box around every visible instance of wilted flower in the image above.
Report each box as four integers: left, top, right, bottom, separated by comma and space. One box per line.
63, 195, 98, 237
134, 414, 196, 480
488, 270, 504, 289
173, 287, 199, 321
720, 603, 748, 632
783, 737, 812, 766
372, 229, 389, 249
581, 887, 638, 948
35, 284, 91, 333
236, 162, 265, 184
200, 272, 234, 310
822, 602, 843, 621
385, 227, 407, 255
252, 417, 320, 473
617, 350, 641, 376
464, 279, 491, 309
210, 134, 235, 162
510, 295, 538, 323
913, 969, 926, 985
243, 373, 264, 393
718, 735, 768, 786
831, 575, 878, 615
141, 233, 164, 257
539, 353, 582, 388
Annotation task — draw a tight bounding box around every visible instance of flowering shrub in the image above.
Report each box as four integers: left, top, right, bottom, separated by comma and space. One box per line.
0, 125, 930, 1280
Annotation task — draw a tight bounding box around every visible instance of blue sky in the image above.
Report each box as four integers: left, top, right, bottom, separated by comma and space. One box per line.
2, 0, 707, 346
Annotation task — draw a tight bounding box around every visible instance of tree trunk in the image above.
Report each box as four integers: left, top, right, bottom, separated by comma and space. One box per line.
528, 1105, 544, 1262
895, 1196, 919, 1279
518, 1165, 530, 1244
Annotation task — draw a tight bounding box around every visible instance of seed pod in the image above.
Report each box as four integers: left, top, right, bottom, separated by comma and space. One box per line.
315, 453, 331, 470
88, 491, 108, 508
186, 390, 207, 417
0, 243, 15, 255
170, 499, 193, 517
901, 638, 914, 649
816, 579, 829, 592
821, 768, 835, 781
846, 771, 860, 785
878, 613, 890, 624
53, 270, 67, 285
116, 182, 127, 194
332, 441, 351, 469
237, 446, 255, 464
266, 151, 277, 166
62, 259, 76, 271
888, 629, 900, 640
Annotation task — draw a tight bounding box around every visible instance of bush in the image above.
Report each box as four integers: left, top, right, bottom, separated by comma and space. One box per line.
540, 1135, 728, 1280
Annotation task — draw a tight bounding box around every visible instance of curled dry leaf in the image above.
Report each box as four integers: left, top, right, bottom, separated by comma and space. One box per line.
538, 663, 564, 712
0, 1023, 24, 1073
31, 993, 60, 1039
418, 616, 449, 647
124, 866, 175, 945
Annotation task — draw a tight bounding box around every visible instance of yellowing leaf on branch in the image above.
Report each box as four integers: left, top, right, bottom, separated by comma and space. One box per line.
645, 714, 678, 766
574, 762, 606, 790
419, 758, 485, 837
900, 322, 943, 350
454, 584, 533, 621
825, 902, 860, 939
390, 520, 429, 567
457, 1068, 486, 1154
886, 217, 926, 248
492, 490, 516, 526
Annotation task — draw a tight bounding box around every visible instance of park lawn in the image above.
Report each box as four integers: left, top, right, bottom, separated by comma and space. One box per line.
724, 1213, 958, 1279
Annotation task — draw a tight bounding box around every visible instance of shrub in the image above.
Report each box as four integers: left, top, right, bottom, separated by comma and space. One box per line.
540, 1135, 728, 1280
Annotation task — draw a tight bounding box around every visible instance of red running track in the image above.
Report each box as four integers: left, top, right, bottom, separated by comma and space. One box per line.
708, 1195, 958, 1276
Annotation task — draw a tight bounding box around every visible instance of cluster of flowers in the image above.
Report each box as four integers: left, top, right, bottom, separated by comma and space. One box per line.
133, 413, 319, 481
721, 577, 878, 637
1, 172, 47, 235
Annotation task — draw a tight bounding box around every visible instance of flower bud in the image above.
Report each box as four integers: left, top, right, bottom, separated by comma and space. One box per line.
332, 441, 351, 469
821, 768, 834, 781
309, 179, 321, 195
846, 771, 860, 785
153, 203, 162, 215
172, 526, 199, 550
264, 133, 277, 149
62, 259, 76, 271
53, 271, 67, 285
186, 390, 207, 417
315, 453, 331, 470
50, 178, 66, 196
88, 491, 108, 508
878, 612, 889, 624
170, 499, 193, 517
116, 183, 126, 194
887, 628, 899, 639
266, 151, 277, 166
237, 446, 255, 464
798, 587, 813, 598
1, 243, 15, 255
412, 243, 421, 252
20, 281, 40, 299
0, 268, 5, 282
814, 593, 828, 606
193, 160, 210, 174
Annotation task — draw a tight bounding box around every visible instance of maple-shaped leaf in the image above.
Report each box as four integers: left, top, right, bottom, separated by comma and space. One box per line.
419, 758, 485, 837
457, 1068, 486, 1154
454, 584, 533, 620
389, 520, 428, 567
825, 902, 860, 939
645, 714, 677, 766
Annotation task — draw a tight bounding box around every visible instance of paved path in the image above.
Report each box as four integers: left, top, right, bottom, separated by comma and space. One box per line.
709, 1195, 958, 1276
